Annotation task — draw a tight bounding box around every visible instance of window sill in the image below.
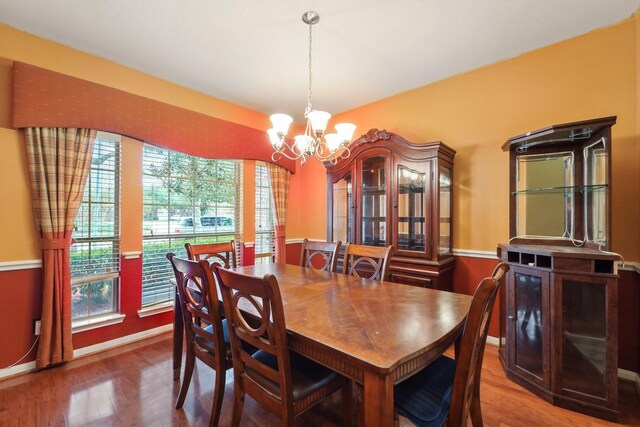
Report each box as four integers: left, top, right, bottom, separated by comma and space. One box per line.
137, 301, 173, 318
72, 313, 126, 334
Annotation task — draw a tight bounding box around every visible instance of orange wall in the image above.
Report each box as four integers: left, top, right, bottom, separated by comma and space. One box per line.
323, 18, 639, 261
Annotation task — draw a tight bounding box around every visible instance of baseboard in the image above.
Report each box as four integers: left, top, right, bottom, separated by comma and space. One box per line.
0, 360, 37, 380
73, 324, 172, 358
486, 335, 500, 347
0, 324, 171, 381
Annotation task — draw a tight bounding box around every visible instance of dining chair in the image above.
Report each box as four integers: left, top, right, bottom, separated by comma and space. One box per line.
299, 239, 342, 272
166, 253, 232, 427
491, 261, 509, 282
393, 262, 510, 427
212, 265, 352, 427
185, 240, 236, 268
342, 243, 394, 281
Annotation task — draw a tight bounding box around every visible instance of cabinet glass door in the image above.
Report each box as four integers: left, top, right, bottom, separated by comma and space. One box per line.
508, 267, 549, 388
439, 166, 452, 254
515, 272, 544, 377
560, 277, 607, 398
396, 163, 427, 252
361, 156, 387, 246
332, 173, 352, 243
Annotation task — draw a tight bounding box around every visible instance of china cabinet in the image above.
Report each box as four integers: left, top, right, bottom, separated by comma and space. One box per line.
326, 129, 456, 290
498, 117, 619, 421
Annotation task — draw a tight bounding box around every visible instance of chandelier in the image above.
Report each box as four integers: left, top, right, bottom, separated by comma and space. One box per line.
267, 11, 356, 166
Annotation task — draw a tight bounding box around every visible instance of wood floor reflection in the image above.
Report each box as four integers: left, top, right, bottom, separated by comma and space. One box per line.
0, 333, 638, 426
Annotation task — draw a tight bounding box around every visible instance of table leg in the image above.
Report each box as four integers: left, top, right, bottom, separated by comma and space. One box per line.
173, 286, 183, 380
454, 331, 462, 360
362, 371, 395, 427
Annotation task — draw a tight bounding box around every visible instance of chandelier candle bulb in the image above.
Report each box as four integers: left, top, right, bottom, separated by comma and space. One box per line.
267, 11, 355, 166
308, 110, 331, 135
294, 135, 312, 153
324, 133, 341, 152
335, 123, 357, 142
267, 128, 283, 148
269, 113, 293, 136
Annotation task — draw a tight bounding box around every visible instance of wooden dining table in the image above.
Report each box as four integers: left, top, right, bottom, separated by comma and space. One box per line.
173, 263, 472, 427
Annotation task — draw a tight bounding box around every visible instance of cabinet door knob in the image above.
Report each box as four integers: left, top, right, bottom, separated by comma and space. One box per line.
393, 203, 398, 208
508, 315, 515, 320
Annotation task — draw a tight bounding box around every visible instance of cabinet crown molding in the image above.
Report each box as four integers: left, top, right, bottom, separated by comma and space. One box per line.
353, 128, 391, 147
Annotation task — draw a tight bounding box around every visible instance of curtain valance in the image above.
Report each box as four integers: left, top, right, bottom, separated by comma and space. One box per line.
12, 62, 296, 173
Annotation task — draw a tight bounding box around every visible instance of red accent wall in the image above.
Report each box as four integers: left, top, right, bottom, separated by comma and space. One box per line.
285, 242, 303, 266
0, 268, 42, 368
452, 256, 503, 338
242, 243, 255, 267
72, 256, 173, 349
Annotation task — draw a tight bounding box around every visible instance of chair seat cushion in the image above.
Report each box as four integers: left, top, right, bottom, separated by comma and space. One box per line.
196, 319, 231, 356
394, 355, 456, 427
246, 350, 342, 401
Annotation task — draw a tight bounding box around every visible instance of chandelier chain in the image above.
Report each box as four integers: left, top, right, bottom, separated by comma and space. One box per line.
306, 22, 313, 116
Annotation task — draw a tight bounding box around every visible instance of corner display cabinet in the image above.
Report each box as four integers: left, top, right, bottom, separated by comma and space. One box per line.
326, 128, 456, 290
498, 116, 619, 421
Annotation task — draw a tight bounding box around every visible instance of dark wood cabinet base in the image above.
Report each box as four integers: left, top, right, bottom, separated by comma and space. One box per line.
389, 256, 455, 291
500, 348, 619, 421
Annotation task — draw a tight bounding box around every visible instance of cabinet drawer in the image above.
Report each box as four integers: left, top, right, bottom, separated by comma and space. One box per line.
391, 272, 432, 288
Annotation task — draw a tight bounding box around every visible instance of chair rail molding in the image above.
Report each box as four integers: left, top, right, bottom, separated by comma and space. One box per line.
452, 249, 497, 259
121, 251, 142, 260
0, 260, 42, 272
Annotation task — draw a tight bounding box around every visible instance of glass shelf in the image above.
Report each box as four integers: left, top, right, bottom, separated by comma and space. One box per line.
362, 186, 386, 193
512, 184, 607, 196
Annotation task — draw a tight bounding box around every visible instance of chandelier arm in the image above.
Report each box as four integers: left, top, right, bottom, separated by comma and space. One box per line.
272, 138, 311, 161
312, 146, 349, 162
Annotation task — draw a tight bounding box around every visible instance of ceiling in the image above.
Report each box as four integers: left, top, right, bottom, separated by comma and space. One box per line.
1, 0, 639, 123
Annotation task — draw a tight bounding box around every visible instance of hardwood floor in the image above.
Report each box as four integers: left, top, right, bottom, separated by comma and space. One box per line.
0, 333, 638, 426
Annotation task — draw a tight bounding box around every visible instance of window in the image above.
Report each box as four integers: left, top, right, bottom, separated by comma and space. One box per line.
142, 145, 242, 306
70, 132, 121, 320
255, 162, 274, 264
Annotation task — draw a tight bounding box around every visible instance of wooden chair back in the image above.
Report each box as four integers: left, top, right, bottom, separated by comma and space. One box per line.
166, 253, 227, 365
448, 263, 509, 426
491, 261, 510, 282
299, 239, 342, 272
342, 243, 394, 281
212, 266, 295, 414
185, 241, 236, 268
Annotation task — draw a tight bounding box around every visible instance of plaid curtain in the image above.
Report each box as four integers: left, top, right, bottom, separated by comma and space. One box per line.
266, 163, 291, 264
24, 127, 96, 368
